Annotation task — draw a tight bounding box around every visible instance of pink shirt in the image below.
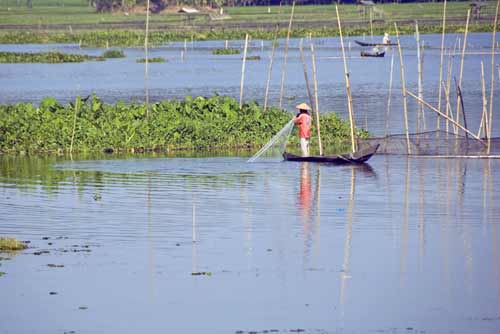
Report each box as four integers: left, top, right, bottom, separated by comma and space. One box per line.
294, 113, 311, 138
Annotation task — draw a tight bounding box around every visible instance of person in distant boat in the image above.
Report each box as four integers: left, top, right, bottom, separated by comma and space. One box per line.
293, 103, 312, 157
383, 32, 391, 45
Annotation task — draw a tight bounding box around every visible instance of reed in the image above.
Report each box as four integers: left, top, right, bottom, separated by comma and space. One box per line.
395, 23, 411, 154
336, 4, 357, 153
278, 1, 295, 109
310, 41, 323, 156
488, 0, 500, 154
239, 34, 249, 109
455, 9, 470, 130
263, 26, 278, 112
437, 0, 447, 130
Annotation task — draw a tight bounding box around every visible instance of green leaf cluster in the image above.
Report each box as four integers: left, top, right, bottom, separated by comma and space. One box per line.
0, 51, 105, 63
212, 48, 241, 55
0, 95, 365, 155
136, 57, 166, 63
102, 49, 126, 58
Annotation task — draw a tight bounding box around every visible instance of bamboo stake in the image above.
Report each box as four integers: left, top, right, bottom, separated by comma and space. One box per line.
239, 34, 249, 109
441, 81, 453, 134
488, 0, 500, 155
144, 0, 150, 119
415, 21, 423, 132
455, 9, 470, 130
69, 97, 79, 155
394, 23, 411, 154
437, 0, 447, 130
299, 39, 315, 112
310, 41, 323, 156
407, 90, 483, 142
336, 5, 357, 153
385, 50, 395, 136
263, 26, 279, 112
278, 1, 295, 109
478, 62, 489, 138
445, 43, 455, 133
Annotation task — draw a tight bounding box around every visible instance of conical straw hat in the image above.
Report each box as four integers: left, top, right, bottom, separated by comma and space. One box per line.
295, 103, 312, 111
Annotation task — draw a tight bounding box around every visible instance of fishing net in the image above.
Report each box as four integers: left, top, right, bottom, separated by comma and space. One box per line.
248, 119, 295, 162
358, 130, 500, 156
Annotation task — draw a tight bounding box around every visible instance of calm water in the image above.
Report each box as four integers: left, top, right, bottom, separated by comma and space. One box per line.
1, 32, 500, 136
0, 154, 499, 333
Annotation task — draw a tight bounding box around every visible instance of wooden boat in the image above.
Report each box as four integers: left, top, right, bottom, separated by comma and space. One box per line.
283, 144, 379, 164
355, 40, 397, 47
360, 50, 385, 57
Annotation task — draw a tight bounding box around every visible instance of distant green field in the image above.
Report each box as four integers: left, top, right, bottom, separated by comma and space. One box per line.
0, 2, 498, 27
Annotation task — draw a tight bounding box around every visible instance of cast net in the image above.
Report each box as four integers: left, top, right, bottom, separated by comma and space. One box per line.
358, 130, 500, 156
247, 119, 295, 162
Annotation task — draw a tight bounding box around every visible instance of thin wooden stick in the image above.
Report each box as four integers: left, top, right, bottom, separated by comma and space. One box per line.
394, 23, 411, 154
263, 26, 279, 112
445, 43, 455, 133
478, 62, 489, 138
299, 39, 315, 114
310, 41, 323, 156
144, 0, 150, 119
385, 50, 395, 136
70, 97, 79, 154
437, 0, 447, 130
336, 5, 357, 153
441, 81, 453, 134
488, 0, 500, 154
415, 21, 423, 132
455, 9, 470, 129
278, 1, 295, 109
406, 90, 483, 142
239, 34, 249, 109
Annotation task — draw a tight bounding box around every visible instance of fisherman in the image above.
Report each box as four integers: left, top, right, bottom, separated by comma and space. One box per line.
293, 103, 312, 157
383, 32, 391, 45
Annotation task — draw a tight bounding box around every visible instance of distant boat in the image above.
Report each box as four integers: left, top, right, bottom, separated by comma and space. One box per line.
283, 144, 379, 164
355, 40, 397, 47
361, 50, 385, 57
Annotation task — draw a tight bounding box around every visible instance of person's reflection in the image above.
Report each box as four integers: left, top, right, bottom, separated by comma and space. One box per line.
298, 162, 312, 220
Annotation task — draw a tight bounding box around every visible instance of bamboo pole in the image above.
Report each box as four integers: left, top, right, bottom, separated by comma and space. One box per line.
394, 23, 411, 154
263, 26, 279, 112
239, 34, 249, 109
445, 43, 455, 134
478, 62, 489, 138
407, 90, 484, 142
415, 21, 423, 132
488, 0, 500, 155
385, 50, 395, 136
336, 4, 357, 153
437, 0, 447, 130
144, 0, 150, 119
69, 97, 79, 155
310, 41, 323, 156
278, 1, 295, 109
441, 81, 453, 134
299, 39, 315, 113
455, 9, 470, 129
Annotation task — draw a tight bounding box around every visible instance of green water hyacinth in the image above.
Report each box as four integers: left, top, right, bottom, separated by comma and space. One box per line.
212, 48, 241, 55
0, 238, 27, 252
102, 49, 126, 58
0, 51, 105, 63
0, 96, 368, 154
136, 57, 166, 63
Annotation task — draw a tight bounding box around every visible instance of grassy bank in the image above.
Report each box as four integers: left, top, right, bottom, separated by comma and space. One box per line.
0, 50, 105, 63
0, 3, 499, 46
0, 96, 367, 155
0, 22, 498, 47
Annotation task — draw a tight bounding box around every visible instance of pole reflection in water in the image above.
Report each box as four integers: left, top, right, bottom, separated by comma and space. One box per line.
400, 157, 410, 287
298, 162, 313, 268
312, 164, 322, 267
339, 166, 356, 323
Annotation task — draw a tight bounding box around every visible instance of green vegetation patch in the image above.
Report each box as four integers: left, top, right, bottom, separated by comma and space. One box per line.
136, 57, 166, 63
245, 55, 261, 61
212, 48, 241, 55
0, 237, 27, 252
0, 95, 367, 155
102, 49, 126, 58
0, 51, 104, 63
